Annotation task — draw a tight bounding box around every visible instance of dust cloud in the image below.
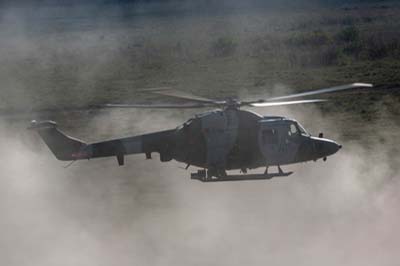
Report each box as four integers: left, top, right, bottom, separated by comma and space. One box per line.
1, 102, 400, 266
1, 2, 400, 266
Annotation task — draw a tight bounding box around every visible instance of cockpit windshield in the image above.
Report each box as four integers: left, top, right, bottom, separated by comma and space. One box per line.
176, 118, 193, 130
296, 122, 309, 136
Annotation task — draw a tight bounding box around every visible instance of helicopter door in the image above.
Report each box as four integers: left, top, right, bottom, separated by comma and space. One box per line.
200, 110, 239, 170
258, 121, 299, 165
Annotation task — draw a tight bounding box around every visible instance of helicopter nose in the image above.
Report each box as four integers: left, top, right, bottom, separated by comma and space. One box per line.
321, 140, 342, 156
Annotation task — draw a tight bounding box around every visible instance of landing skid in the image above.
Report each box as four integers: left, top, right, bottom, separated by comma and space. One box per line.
191, 171, 293, 182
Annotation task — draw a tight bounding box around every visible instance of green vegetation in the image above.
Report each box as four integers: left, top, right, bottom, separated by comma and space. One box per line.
0, 2, 399, 115
336, 26, 359, 43
211, 37, 238, 57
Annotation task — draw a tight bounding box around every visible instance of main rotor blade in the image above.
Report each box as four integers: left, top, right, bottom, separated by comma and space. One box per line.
266, 83, 373, 101
249, 99, 327, 107
136, 86, 173, 92
142, 88, 217, 104
101, 103, 212, 109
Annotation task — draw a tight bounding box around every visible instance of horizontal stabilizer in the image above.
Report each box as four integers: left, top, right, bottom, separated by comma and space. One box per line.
28, 120, 57, 129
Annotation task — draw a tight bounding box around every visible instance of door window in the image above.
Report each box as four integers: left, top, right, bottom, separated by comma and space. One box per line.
262, 129, 278, 144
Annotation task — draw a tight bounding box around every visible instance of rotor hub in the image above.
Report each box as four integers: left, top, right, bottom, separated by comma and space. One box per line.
224, 98, 241, 110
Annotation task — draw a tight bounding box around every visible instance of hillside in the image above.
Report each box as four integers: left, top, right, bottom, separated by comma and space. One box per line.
0, 1, 399, 120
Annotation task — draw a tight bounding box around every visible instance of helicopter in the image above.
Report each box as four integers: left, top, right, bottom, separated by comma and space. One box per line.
30, 83, 373, 182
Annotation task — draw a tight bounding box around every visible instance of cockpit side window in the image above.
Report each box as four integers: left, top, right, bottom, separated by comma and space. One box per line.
289, 124, 298, 136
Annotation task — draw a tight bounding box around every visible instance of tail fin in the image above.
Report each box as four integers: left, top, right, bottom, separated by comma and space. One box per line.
29, 120, 88, 161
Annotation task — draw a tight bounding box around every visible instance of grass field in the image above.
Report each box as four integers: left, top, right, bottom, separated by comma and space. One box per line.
0, 1, 399, 141
0, 2, 399, 111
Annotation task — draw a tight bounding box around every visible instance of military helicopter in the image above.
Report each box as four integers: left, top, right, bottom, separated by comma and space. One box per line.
30, 83, 372, 182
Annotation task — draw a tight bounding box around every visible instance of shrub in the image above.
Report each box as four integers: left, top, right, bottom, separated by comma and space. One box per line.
211, 37, 237, 57
343, 41, 364, 57
386, 38, 400, 59
363, 36, 389, 60
287, 30, 331, 47
320, 45, 343, 66
286, 45, 343, 68
341, 16, 357, 26
336, 26, 359, 43
362, 16, 375, 23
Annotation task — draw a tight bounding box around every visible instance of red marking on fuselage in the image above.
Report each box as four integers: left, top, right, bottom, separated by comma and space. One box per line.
71, 152, 88, 159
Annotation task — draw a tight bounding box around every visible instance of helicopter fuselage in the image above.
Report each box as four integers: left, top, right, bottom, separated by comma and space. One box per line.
144, 109, 341, 171
30, 108, 341, 179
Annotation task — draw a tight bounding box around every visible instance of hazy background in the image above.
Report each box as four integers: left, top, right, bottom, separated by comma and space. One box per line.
0, 1, 399, 266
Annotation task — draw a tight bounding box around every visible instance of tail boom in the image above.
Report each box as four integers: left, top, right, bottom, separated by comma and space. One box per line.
30, 120, 174, 165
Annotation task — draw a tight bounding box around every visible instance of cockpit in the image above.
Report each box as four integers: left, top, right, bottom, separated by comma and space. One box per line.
176, 118, 193, 130
259, 118, 310, 145
287, 120, 310, 138
294, 121, 309, 136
